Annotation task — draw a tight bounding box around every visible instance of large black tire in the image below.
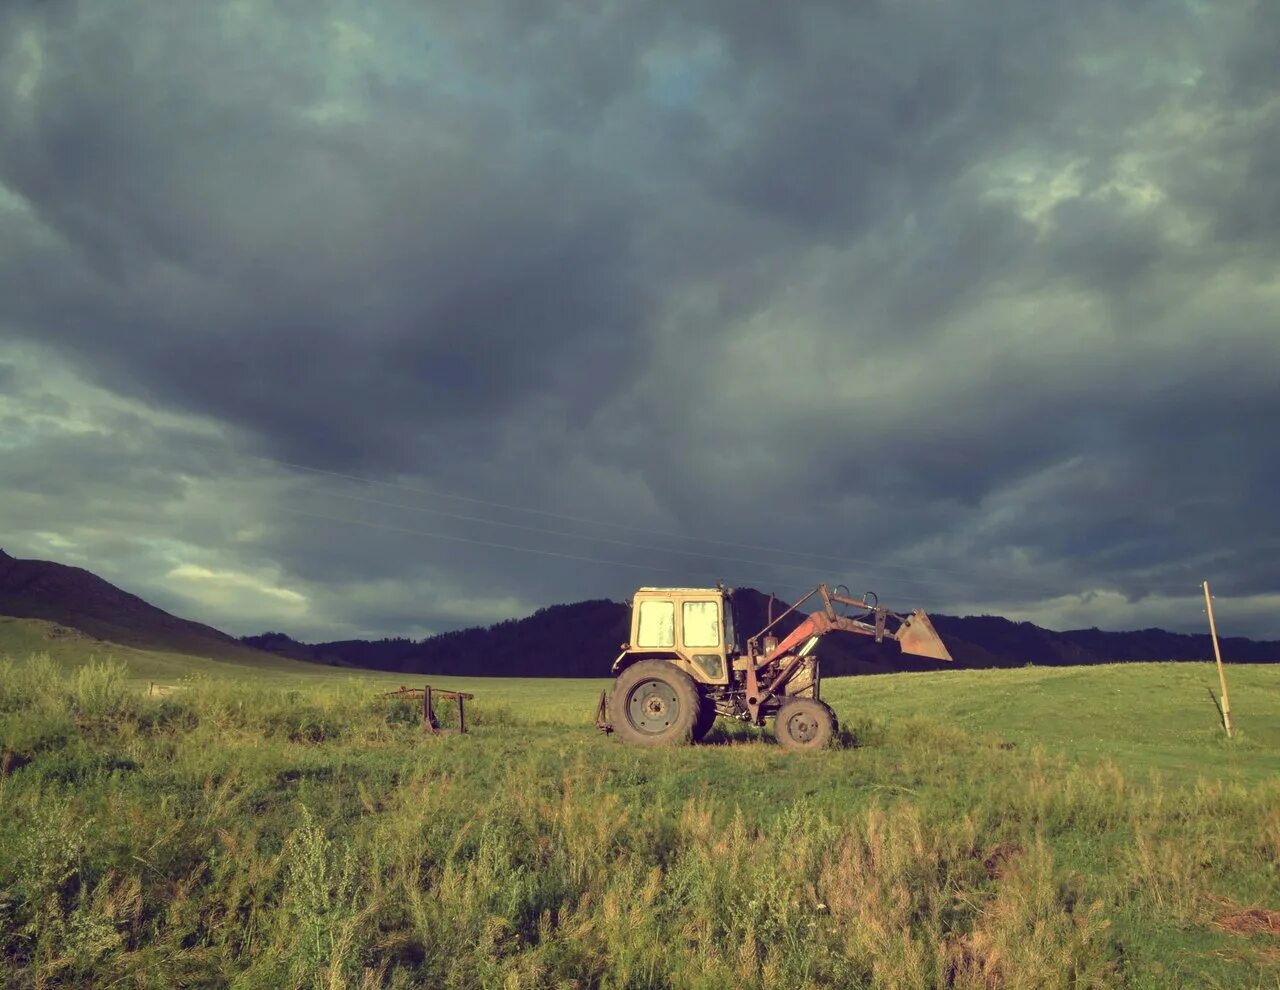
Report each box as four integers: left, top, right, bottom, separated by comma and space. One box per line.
692, 693, 717, 742
609, 661, 701, 747
773, 697, 837, 751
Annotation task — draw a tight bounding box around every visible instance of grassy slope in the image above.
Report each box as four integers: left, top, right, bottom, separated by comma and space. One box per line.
829, 663, 1280, 785
1, 646, 1277, 987
0, 616, 353, 682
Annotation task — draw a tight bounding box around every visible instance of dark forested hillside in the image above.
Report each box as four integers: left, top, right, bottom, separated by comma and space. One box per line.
2, 549, 1273, 677
245, 601, 629, 676
244, 587, 1280, 678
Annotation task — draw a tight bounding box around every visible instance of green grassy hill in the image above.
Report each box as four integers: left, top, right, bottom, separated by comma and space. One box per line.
0, 616, 346, 683
0, 550, 289, 664
1, 650, 1277, 987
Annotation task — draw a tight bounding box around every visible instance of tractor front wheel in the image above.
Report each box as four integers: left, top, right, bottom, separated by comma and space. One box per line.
610, 661, 701, 746
773, 697, 837, 751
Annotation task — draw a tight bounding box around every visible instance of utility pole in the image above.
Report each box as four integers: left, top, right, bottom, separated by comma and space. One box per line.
1202, 580, 1233, 738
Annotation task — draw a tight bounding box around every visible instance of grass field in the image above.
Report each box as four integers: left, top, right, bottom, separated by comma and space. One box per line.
1, 628, 1278, 988
0, 617, 352, 683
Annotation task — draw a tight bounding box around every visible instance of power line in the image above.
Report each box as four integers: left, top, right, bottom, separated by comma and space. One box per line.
292, 502, 1224, 620
279, 507, 817, 594
308, 487, 1060, 598
192, 441, 1087, 595
194, 440, 1216, 601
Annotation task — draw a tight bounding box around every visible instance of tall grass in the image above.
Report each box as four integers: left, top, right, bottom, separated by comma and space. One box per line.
0, 655, 1277, 988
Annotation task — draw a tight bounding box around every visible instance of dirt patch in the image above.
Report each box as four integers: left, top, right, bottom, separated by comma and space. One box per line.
1214, 906, 1280, 937
276, 766, 336, 786
940, 933, 1002, 988
1, 748, 33, 776
980, 843, 1022, 880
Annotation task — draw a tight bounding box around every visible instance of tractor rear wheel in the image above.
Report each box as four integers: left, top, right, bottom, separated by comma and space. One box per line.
773, 697, 836, 751
692, 694, 717, 742
610, 661, 701, 746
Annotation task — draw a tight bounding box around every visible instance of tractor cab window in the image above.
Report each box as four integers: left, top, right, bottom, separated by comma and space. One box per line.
636, 599, 675, 647
724, 599, 737, 652
682, 600, 720, 648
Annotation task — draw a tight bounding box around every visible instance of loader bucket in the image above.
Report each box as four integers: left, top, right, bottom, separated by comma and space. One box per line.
895, 609, 953, 661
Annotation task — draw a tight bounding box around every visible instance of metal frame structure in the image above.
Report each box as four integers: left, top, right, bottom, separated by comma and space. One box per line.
383, 684, 475, 734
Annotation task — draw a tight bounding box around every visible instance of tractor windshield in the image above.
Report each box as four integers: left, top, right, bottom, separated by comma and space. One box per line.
636, 599, 675, 647
724, 597, 737, 652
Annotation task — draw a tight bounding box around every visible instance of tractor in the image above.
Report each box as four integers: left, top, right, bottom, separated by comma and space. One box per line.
595, 583, 952, 749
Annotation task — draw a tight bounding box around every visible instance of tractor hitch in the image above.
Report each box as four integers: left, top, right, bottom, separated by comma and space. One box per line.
593, 689, 613, 734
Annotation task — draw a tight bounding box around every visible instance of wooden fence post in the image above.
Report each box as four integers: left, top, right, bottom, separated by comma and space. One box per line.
1203, 580, 1233, 738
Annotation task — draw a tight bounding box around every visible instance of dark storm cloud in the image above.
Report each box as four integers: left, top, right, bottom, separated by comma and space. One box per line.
1, 0, 1279, 639
0, 0, 658, 473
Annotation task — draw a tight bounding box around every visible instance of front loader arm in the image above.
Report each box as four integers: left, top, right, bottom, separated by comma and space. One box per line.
756, 608, 949, 699
758, 586, 953, 664
763, 610, 872, 662
738, 583, 952, 724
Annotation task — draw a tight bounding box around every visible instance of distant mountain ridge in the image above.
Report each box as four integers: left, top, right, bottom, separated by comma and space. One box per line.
2, 549, 1276, 676
243, 600, 629, 677
243, 587, 1280, 678
0, 549, 277, 664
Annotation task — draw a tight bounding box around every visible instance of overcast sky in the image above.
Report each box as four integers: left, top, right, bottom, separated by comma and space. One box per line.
2, 0, 1278, 643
